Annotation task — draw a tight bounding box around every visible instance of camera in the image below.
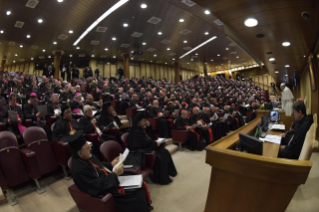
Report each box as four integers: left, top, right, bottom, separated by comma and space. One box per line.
301, 12, 310, 20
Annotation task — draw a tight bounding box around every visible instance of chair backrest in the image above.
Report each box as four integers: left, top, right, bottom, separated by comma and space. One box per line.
100, 141, 123, 162
299, 123, 315, 160
121, 132, 129, 148
68, 157, 72, 172
0, 131, 18, 149
23, 126, 48, 147
51, 122, 55, 132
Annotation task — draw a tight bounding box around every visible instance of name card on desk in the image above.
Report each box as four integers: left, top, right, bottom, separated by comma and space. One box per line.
270, 124, 285, 131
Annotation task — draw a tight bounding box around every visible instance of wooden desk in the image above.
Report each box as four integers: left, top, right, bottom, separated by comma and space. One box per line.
204, 110, 312, 212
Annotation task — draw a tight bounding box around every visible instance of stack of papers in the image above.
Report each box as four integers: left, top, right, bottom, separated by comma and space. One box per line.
270, 124, 285, 130
259, 134, 281, 144
92, 110, 98, 116
118, 174, 143, 189
156, 137, 166, 143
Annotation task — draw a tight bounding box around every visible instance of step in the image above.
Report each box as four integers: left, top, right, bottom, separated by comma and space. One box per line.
165, 144, 178, 155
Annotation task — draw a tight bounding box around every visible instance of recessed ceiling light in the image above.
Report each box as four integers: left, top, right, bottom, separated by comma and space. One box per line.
210, 59, 213, 61
154, 54, 157, 57
165, 62, 167, 64
158, 32, 162, 35
195, 53, 198, 55
48, 56, 51, 58
150, 60, 153, 62
187, 62, 189, 64
282, 41, 290, 47
70, 54, 72, 57
236, 56, 239, 58
13, 60, 15, 63
172, 58, 175, 60
6, 11, 11, 15
15, 54, 18, 56
269, 57, 275, 61
141, 4, 147, 9
142, 42, 146, 45
167, 48, 170, 50
204, 10, 210, 15
217, 54, 220, 56
112, 37, 116, 40
0, 30, 4, 33
105, 48, 108, 51
58, 0, 63, 2
73, 0, 129, 46
38, 19, 43, 23
26, 35, 31, 38
244, 18, 258, 27
53, 41, 57, 44
226, 47, 229, 50
191, 59, 194, 61
69, 30, 73, 34
221, 63, 223, 65
31, 57, 33, 60
123, 23, 128, 27
304, 55, 306, 57
113, 56, 116, 58
20, 45, 23, 48
285, 74, 288, 76
91, 55, 94, 57
285, 64, 290, 67
131, 57, 134, 60
183, 40, 187, 43
76, 47, 80, 49
42, 49, 45, 52
205, 32, 209, 35
275, 71, 279, 74
179, 19, 184, 22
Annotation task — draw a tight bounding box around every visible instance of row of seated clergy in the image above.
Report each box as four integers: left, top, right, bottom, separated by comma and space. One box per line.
278, 100, 313, 159
66, 130, 153, 212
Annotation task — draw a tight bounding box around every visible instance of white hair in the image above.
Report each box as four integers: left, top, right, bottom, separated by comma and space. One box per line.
83, 105, 91, 113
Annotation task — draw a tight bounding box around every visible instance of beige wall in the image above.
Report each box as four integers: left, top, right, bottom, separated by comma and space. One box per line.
4, 59, 198, 81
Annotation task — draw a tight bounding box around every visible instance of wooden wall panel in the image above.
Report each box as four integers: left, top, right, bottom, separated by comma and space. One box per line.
29, 62, 34, 74
97, 64, 103, 77
110, 65, 116, 77
24, 63, 29, 73
129, 66, 134, 78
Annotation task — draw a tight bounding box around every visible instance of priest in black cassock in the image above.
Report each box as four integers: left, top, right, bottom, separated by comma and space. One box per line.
51, 104, 82, 141
128, 112, 177, 185
67, 130, 152, 212
149, 100, 171, 138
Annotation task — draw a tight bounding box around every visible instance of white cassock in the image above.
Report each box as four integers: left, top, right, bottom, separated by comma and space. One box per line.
281, 86, 294, 116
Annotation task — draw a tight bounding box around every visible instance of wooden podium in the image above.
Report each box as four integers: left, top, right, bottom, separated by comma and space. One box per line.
204, 110, 312, 212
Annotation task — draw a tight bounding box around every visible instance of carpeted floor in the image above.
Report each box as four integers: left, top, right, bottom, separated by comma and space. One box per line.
0, 149, 318, 212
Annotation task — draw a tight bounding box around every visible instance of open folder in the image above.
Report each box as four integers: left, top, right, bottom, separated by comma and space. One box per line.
118, 174, 143, 189
112, 148, 130, 172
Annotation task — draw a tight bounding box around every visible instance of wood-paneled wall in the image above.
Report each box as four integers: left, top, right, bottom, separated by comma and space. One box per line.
4, 59, 198, 81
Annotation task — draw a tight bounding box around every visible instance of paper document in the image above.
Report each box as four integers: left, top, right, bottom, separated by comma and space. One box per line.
92, 110, 98, 116
118, 174, 143, 189
156, 137, 166, 143
8, 111, 18, 123
259, 135, 281, 144
245, 104, 250, 108
112, 148, 130, 172
270, 124, 285, 130
54, 108, 61, 115
38, 105, 48, 117
273, 108, 280, 111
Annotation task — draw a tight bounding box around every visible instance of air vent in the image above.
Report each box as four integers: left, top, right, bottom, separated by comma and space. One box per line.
161, 39, 171, 44
156, 61, 162, 63
58, 34, 68, 40
222, 57, 228, 60
230, 52, 237, 54
181, 0, 196, 7
96, 26, 107, 32
31, 45, 38, 49
138, 58, 145, 61
131, 32, 143, 37
25, 0, 39, 9
192, 56, 198, 58
14, 21, 25, 28
79, 54, 85, 57
19, 59, 25, 62
39, 56, 45, 59
168, 53, 176, 56
120, 44, 130, 48
147, 17, 162, 25
100, 55, 107, 58
183, 46, 192, 50
229, 43, 236, 46
147, 48, 156, 52
90, 40, 100, 45
180, 29, 191, 35
214, 19, 224, 26
8, 41, 15, 46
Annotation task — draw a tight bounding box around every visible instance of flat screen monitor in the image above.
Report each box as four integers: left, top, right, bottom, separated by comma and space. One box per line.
270, 111, 279, 122
239, 133, 263, 155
